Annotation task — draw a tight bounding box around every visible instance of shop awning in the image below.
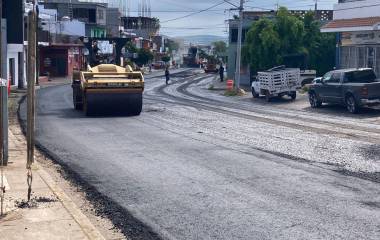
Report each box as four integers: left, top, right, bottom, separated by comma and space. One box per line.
321, 17, 380, 33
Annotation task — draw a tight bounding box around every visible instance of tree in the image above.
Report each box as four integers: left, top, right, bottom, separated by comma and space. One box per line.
243, 7, 335, 75
302, 11, 336, 75
166, 39, 179, 53
198, 49, 209, 59
242, 18, 281, 73
161, 55, 171, 63
212, 41, 227, 55
135, 48, 153, 66
125, 41, 137, 54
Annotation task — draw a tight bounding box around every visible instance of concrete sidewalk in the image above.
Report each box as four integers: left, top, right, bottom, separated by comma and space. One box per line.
0, 93, 105, 240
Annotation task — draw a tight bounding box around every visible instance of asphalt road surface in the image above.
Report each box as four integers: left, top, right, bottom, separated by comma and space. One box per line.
20, 70, 380, 240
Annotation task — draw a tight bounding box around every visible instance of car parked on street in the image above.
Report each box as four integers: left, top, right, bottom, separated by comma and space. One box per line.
308, 68, 380, 113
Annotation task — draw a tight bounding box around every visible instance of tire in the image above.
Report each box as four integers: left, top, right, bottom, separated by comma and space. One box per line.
251, 88, 259, 98
83, 94, 94, 116
290, 91, 297, 100
345, 94, 359, 114
309, 92, 322, 108
130, 93, 143, 116
265, 91, 271, 102
73, 87, 83, 110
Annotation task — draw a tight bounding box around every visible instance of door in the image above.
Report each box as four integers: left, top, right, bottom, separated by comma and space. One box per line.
324, 72, 342, 103
9, 58, 15, 86
319, 72, 342, 103
56, 58, 67, 76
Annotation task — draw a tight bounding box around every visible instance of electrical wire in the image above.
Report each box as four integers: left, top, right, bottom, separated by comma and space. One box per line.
160, 1, 227, 23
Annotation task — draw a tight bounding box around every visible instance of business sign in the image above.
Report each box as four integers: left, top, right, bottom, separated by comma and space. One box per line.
0, 78, 7, 87
97, 41, 114, 54
342, 31, 380, 46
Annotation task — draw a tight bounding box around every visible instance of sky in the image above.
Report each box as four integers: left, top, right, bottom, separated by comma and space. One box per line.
127, 0, 338, 37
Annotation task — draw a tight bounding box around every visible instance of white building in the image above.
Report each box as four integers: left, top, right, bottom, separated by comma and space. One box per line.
322, 0, 380, 75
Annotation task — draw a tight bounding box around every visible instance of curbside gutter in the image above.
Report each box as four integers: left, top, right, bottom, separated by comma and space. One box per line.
15, 94, 105, 240
37, 165, 106, 240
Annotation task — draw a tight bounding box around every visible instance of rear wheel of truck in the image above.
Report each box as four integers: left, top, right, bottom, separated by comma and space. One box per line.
290, 91, 297, 100
265, 91, 271, 102
251, 88, 259, 98
345, 94, 359, 114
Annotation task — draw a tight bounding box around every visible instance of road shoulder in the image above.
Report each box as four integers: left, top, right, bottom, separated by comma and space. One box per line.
0, 91, 124, 240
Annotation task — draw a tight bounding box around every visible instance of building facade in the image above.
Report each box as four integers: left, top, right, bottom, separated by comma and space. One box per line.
42, 0, 107, 38
120, 16, 159, 39
3, 0, 24, 87
322, 0, 380, 76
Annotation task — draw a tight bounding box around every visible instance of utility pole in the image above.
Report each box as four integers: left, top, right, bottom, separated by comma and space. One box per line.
314, 0, 318, 20
315, 0, 318, 11
26, 2, 37, 202
0, 0, 4, 216
234, 0, 244, 90
19, 0, 25, 89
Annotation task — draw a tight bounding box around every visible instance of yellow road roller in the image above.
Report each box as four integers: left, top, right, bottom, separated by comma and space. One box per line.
72, 64, 144, 116
72, 37, 144, 116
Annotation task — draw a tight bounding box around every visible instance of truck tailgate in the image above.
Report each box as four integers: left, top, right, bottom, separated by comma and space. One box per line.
365, 82, 380, 99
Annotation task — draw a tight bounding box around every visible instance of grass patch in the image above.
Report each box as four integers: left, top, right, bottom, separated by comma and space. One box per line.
299, 85, 310, 94
224, 88, 246, 96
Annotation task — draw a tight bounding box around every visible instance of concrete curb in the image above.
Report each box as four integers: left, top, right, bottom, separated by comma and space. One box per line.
36, 162, 106, 240
14, 92, 105, 240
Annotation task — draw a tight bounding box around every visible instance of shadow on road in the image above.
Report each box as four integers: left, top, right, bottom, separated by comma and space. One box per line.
248, 95, 380, 120
37, 107, 142, 119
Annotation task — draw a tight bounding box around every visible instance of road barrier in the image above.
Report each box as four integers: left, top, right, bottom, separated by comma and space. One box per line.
227, 79, 234, 91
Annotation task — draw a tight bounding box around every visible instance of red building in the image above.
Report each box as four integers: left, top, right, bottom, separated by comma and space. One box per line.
39, 44, 84, 78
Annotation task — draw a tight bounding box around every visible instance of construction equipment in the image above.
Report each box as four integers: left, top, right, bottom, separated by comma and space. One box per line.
72, 37, 144, 116
183, 46, 199, 68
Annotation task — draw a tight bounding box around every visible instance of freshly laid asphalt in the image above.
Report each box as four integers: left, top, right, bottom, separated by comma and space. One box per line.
20, 70, 380, 240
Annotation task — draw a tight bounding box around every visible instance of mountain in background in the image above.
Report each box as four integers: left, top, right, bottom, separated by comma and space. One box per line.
175, 35, 228, 46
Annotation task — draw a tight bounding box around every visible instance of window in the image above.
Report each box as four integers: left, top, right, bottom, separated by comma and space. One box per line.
323, 72, 340, 83
230, 28, 248, 43
231, 29, 238, 43
322, 72, 332, 82
344, 70, 378, 83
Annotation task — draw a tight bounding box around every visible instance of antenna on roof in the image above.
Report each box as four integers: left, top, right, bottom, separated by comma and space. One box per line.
148, 0, 151, 17
138, 1, 141, 17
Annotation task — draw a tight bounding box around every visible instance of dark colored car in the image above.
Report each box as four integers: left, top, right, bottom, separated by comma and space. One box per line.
308, 68, 380, 113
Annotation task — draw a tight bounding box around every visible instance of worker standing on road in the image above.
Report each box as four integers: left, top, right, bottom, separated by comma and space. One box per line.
219, 64, 225, 82
165, 66, 170, 85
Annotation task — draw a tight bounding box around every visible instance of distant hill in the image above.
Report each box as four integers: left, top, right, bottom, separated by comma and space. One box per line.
176, 35, 228, 46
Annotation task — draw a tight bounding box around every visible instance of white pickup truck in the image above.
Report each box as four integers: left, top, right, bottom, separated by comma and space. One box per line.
251, 66, 301, 102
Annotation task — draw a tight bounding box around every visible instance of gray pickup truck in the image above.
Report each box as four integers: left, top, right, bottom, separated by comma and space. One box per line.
308, 68, 380, 113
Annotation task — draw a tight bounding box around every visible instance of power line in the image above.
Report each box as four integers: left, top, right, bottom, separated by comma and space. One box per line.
160, 1, 227, 23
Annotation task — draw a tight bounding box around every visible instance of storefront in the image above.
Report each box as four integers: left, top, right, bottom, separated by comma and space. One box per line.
321, 0, 380, 76
39, 44, 84, 78
339, 31, 380, 76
